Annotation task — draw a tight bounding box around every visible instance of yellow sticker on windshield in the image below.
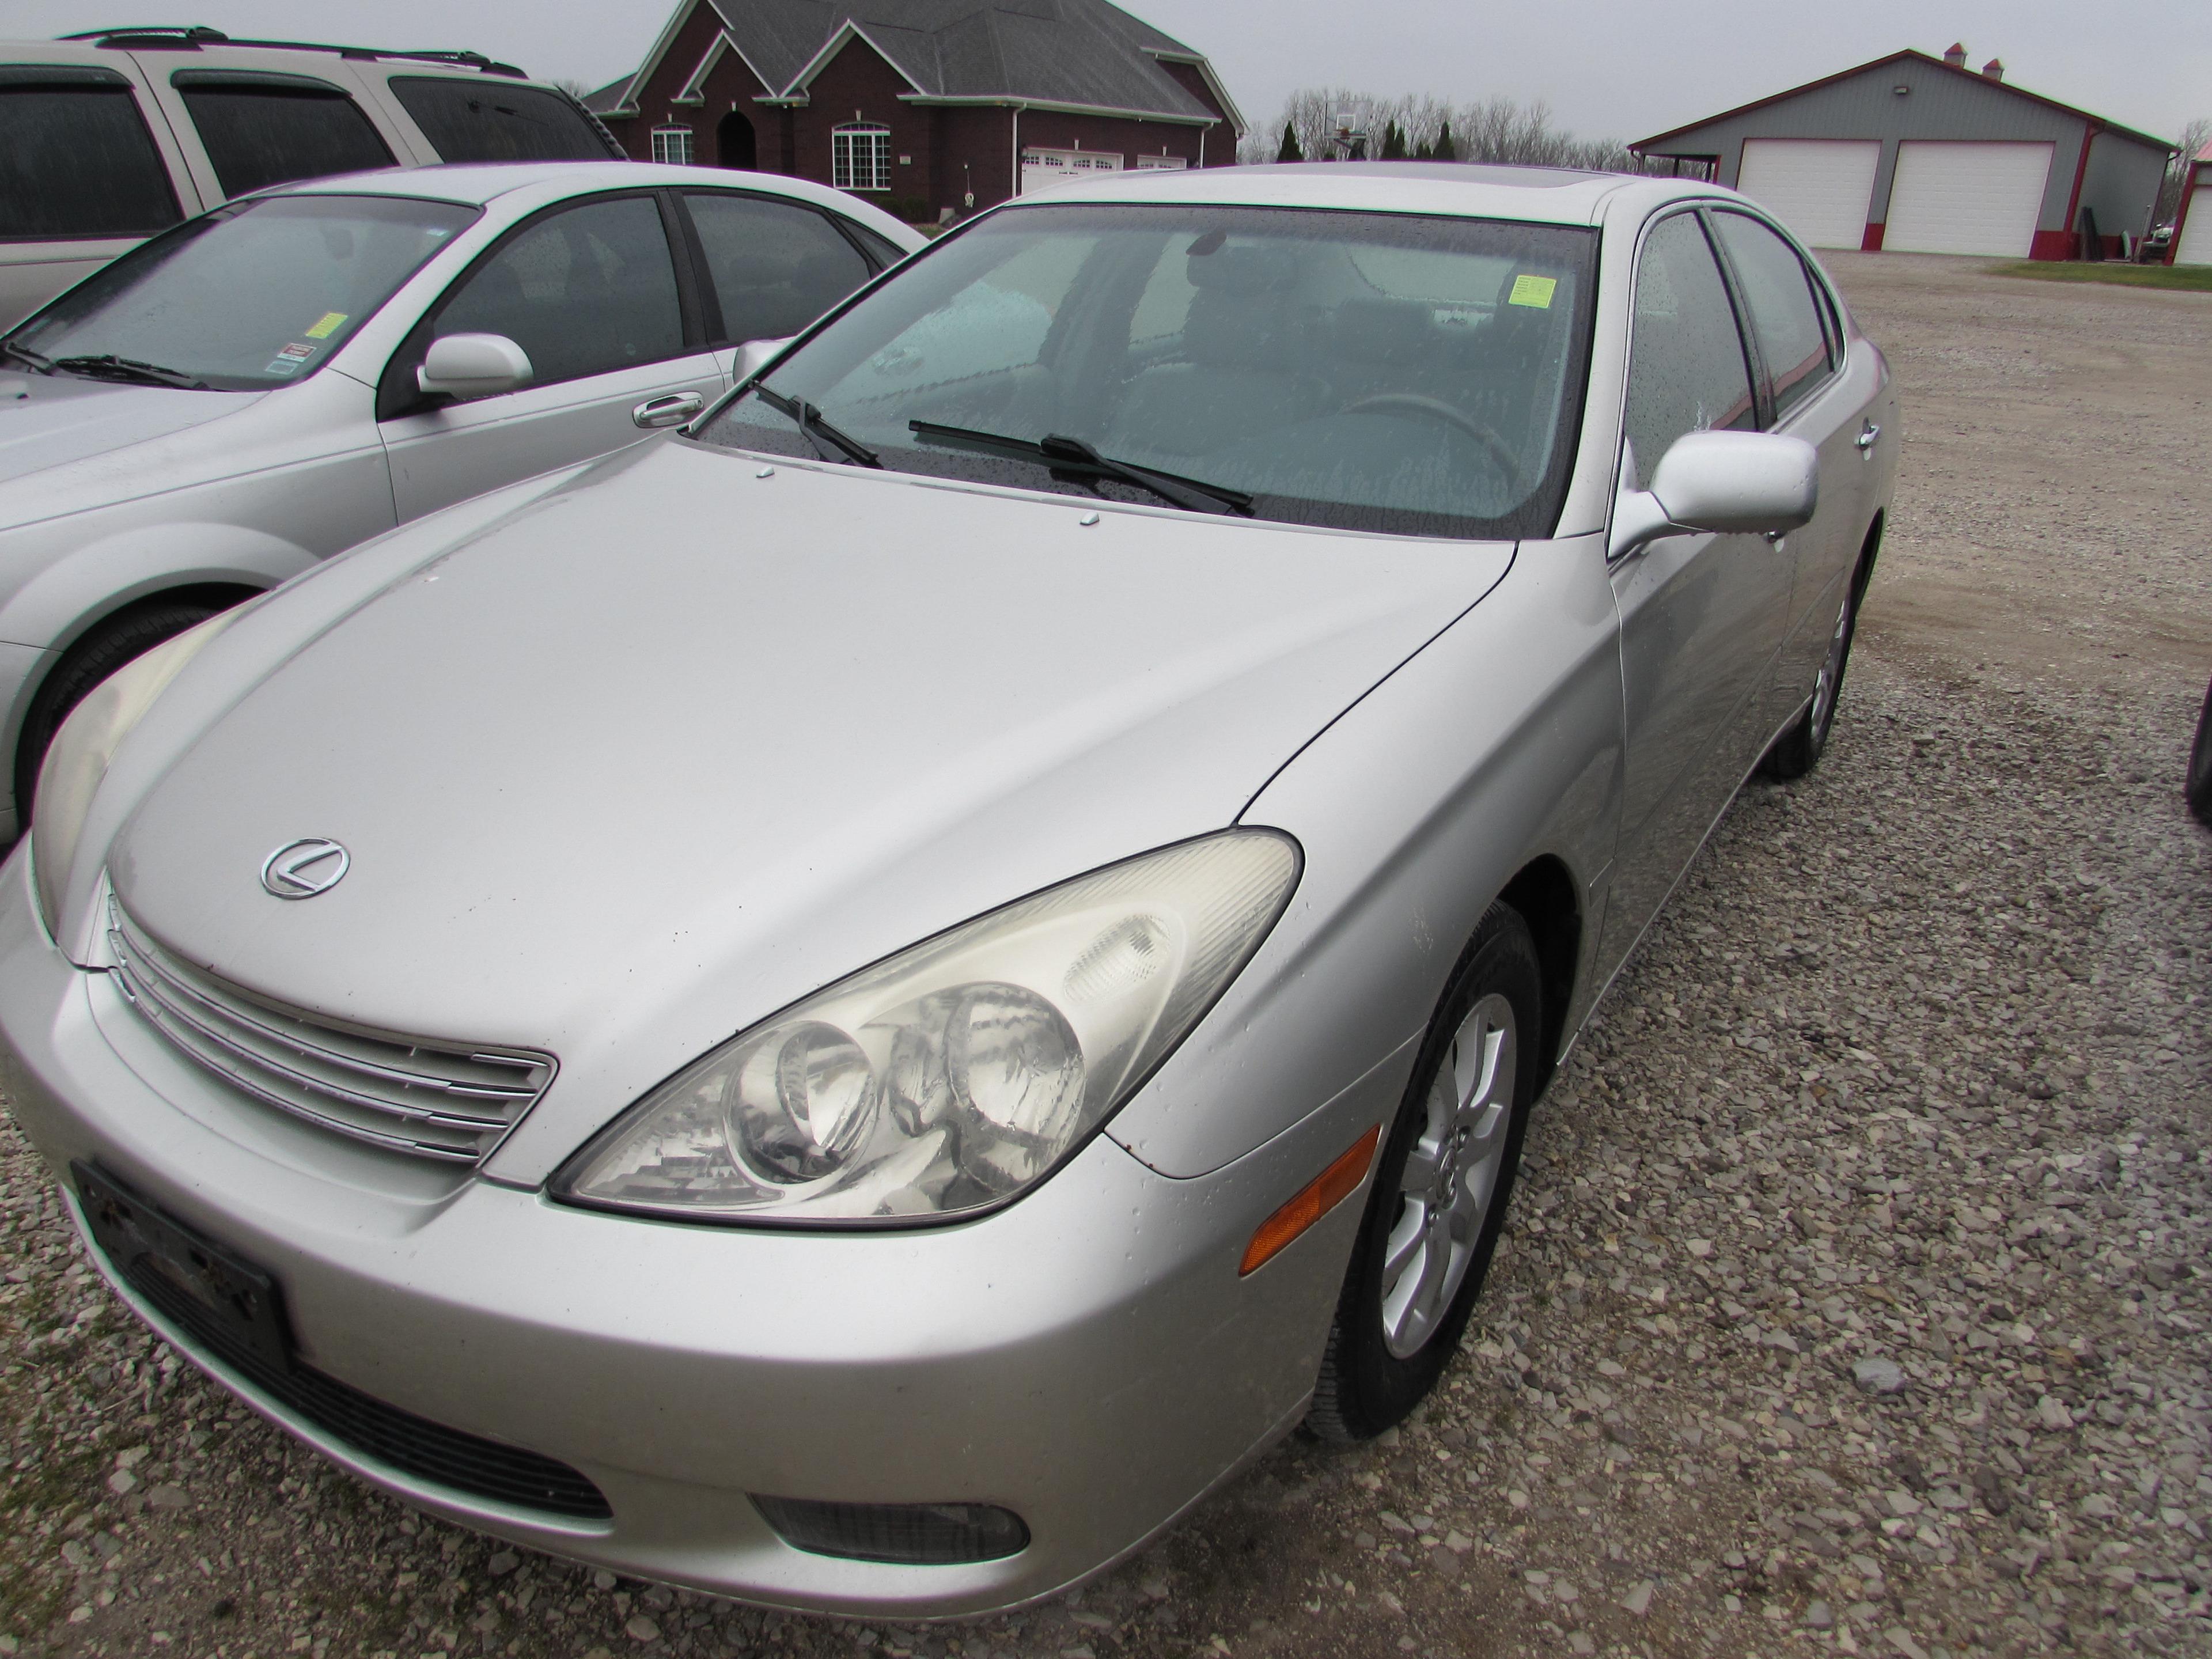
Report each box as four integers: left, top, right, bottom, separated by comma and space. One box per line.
1508, 274, 1558, 309
304, 311, 349, 339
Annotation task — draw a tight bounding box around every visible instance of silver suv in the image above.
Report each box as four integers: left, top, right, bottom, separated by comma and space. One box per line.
0, 24, 622, 328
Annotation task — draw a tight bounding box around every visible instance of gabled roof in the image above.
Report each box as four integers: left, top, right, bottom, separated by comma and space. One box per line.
600, 0, 1240, 131
1633, 48, 2175, 156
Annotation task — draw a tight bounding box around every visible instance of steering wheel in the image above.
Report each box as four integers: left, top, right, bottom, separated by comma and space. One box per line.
1338, 394, 1525, 494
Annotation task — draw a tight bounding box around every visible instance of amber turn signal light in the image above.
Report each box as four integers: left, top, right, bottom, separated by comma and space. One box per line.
1239, 1124, 1382, 1277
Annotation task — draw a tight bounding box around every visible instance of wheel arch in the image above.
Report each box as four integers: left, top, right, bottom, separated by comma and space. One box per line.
1854, 510, 1885, 602
1494, 854, 1582, 1099
0, 521, 311, 824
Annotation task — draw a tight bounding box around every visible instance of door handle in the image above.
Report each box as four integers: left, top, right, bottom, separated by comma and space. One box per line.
1855, 422, 1880, 453
633, 392, 704, 429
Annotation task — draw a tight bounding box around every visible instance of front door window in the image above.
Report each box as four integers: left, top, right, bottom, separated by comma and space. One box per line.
1621, 211, 1756, 487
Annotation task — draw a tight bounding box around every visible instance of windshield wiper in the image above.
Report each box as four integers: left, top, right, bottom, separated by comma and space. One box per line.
752, 385, 880, 468
48, 354, 210, 391
2, 340, 52, 373
908, 422, 1254, 517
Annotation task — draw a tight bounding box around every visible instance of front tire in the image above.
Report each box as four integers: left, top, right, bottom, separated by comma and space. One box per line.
1307, 902, 1541, 1441
1766, 562, 1863, 781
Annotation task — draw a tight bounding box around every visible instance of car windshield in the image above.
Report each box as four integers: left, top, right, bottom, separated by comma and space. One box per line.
5, 194, 479, 391
697, 203, 1598, 539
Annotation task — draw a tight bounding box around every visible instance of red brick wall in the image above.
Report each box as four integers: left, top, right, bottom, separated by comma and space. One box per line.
1152, 60, 1236, 168
603, 0, 774, 168
935, 107, 1013, 214
791, 37, 933, 214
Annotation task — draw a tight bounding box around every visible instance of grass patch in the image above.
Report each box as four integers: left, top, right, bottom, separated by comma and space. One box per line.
1987, 260, 2212, 292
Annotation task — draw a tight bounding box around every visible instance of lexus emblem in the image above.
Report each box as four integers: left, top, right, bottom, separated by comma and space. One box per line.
260, 839, 350, 900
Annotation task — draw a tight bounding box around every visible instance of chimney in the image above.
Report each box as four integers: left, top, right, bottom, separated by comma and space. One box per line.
1981, 58, 2004, 81
1943, 42, 1967, 67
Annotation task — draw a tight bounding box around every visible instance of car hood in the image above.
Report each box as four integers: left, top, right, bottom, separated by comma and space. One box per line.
109, 440, 1513, 1177
0, 369, 249, 492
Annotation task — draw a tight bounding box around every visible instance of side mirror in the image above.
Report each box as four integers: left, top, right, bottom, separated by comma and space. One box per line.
732, 335, 794, 385
416, 333, 533, 400
1609, 430, 1818, 560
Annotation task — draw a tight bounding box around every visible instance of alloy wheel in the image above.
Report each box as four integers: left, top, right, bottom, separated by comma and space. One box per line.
1378, 991, 1517, 1359
1809, 590, 1854, 746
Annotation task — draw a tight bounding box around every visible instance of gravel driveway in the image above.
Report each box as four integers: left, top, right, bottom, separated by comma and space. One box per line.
2, 255, 2207, 1659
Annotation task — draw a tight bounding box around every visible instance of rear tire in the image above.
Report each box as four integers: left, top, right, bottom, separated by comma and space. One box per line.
1766, 562, 1864, 781
14, 599, 226, 823
2187, 677, 2212, 830
1307, 902, 1541, 1442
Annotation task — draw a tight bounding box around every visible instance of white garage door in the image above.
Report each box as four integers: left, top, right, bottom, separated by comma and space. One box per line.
1736, 139, 1880, 249
1020, 147, 1121, 195
2175, 185, 2212, 266
1884, 141, 2053, 257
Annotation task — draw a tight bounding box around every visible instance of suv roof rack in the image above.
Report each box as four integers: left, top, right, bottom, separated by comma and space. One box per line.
60, 25, 529, 78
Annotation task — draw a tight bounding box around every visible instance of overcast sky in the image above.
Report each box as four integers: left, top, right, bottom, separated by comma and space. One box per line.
12, 0, 2209, 147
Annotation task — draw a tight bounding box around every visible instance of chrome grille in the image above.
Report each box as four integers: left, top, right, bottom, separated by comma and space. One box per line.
106, 901, 554, 1164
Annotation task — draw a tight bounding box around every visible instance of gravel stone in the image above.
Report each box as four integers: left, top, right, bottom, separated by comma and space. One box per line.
1853, 1357, 1908, 1395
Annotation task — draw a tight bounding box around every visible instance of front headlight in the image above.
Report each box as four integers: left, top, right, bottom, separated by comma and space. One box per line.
554, 830, 1299, 1225
33, 611, 240, 938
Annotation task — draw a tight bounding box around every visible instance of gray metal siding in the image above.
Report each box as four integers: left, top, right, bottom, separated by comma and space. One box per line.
1647, 59, 2092, 233
2078, 132, 2169, 241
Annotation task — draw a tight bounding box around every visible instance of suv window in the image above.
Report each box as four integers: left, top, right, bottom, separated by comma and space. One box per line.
681, 191, 873, 344
388, 78, 613, 163
412, 194, 684, 395
173, 72, 395, 198
0, 67, 180, 241
1710, 211, 1834, 421
1623, 211, 1756, 490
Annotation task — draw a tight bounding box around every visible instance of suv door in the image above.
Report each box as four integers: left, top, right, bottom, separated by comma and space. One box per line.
0, 56, 198, 330
370, 74, 618, 164
377, 191, 723, 520
1706, 209, 1869, 734
138, 62, 400, 205
1596, 207, 1797, 982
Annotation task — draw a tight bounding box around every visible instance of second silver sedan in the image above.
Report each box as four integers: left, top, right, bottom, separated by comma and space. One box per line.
0, 161, 1896, 1617
0, 161, 921, 839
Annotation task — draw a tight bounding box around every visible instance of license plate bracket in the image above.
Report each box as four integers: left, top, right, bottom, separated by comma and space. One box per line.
74, 1161, 294, 1373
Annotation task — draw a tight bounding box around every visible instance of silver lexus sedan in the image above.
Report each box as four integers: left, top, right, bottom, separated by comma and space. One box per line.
0, 162, 1897, 1616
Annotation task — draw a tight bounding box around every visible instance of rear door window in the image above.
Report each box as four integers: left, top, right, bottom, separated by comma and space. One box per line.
0, 67, 180, 240
388, 78, 614, 163
680, 191, 875, 344
173, 71, 395, 198
1709, 210, 1834, 422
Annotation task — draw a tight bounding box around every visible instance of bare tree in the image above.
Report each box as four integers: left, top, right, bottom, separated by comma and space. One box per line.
2157, 117, 2210, 224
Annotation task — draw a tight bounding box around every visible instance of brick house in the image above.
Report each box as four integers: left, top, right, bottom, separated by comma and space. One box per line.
587, 0, 1244, 224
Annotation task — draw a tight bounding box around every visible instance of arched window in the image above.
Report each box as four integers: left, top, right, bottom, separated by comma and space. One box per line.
650, 126, 694, 165
832, 123, 891, 192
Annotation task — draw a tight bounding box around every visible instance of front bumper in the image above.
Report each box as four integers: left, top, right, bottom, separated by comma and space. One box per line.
0, 845, 1393, 1616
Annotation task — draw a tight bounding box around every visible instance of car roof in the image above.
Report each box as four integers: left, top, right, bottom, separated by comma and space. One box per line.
1002, 161, 1714, 226
264, 161, 732, 207
253, 162, 927, 248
